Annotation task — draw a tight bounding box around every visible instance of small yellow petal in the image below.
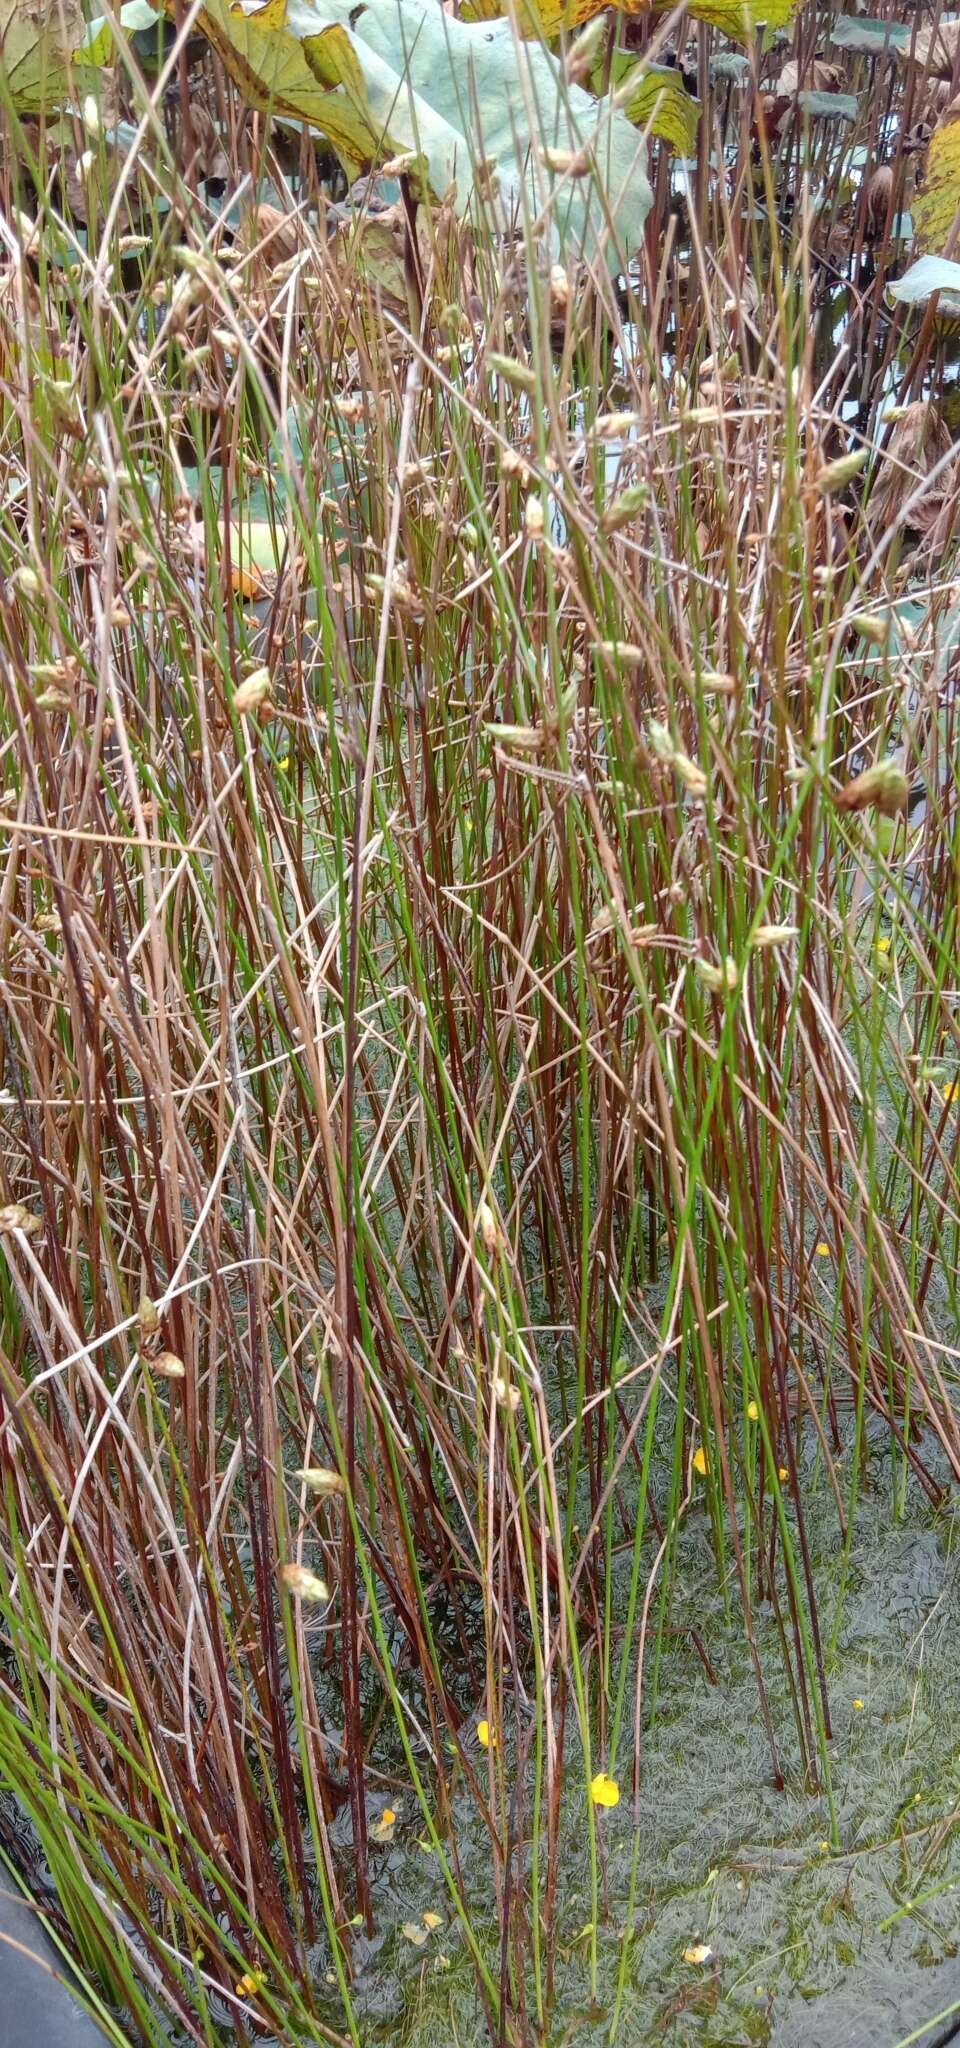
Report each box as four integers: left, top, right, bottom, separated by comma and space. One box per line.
235, 1969, 266, 1998
778, 1465, 789, 1482
876, 935, 891, 952
746, 1400, 759, 1422
852, 1698, 864, 1711
682, 1943, 713, 1964
692, 1445, 708, 1477
815, 1242, 831, 1257
590, 1772, 620, 1808
477, 1720, 496, 1749
943, 1080, 960, 1105
422, 1911, 442, 1930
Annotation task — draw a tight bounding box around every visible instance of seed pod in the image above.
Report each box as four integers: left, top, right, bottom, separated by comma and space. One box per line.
525, 495, 546, 540
280, 1563, 330, 1602
848, 611, 890, 646
138, 1293, 160, 1339
151, 1350, 186, 1379
486, 354, 537, 394
835, 760, 909, 816
865, 164, 894, 238
600, 482, 649, 534
695, 955, 739, 992
476, 1201, 498, 1254
566, 15, 606, 82
233, 668, 272, 716
492, 1377, 521, 1412
751, 924, 799, 948
648, 721, 708, 797
815, 447, 869, 494
295, 1467, 347, 1496
0, 1204, 42, 1237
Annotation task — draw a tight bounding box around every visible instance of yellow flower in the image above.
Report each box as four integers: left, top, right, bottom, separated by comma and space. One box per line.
692, 1445, 708, 1477
778, 1465, 788, 1482
815, 1242, 830, 1258
746, 1400, 759, 1422
852, 1698, 864, 1711
944, 1080, 960, 1106
876, 935, 891, 953
590, 1772, 620, 1808
235, 1969, 266, 1999
477, 1720, 497, 1749
682, 1943, 713, 1965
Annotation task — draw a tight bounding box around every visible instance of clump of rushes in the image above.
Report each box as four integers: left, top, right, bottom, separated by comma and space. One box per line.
0, 13, 958, 2048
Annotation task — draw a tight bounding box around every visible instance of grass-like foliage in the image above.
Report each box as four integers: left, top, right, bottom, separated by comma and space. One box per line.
0, 5, 959, 2042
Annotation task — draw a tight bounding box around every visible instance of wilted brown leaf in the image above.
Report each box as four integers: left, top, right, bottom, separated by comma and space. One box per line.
868, 401, 957, 551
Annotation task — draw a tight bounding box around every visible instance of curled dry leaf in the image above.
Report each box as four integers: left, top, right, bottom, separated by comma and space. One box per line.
868, 402, 957, 553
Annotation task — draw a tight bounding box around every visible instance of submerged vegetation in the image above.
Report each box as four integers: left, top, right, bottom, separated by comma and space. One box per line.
1, 0, 960, 2040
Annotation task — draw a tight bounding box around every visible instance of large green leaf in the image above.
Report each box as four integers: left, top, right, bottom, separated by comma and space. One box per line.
0, 0, 85, 112
157, 0, 394, 176
82, 0, 169, 67
170, 0, 651, 264
888, 255, 960, 318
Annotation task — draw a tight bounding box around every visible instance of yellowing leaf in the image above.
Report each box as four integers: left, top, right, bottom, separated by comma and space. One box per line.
168, 0, 653, 266
665, 0, 798, 38
692, 1445, 709, 1477
462, 0, 644, 29
422, 1911, 442, 1930
590, 1771, 620, 1808
401, 1921, 428, 1947
160, 0, 395, 175
371, 1806, 397, 1842
746, 1399, 759, 1422
601, 58, 701, 155
0, 0, 84, 113
463, 0, 797, 45
914, 103, 960, 256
